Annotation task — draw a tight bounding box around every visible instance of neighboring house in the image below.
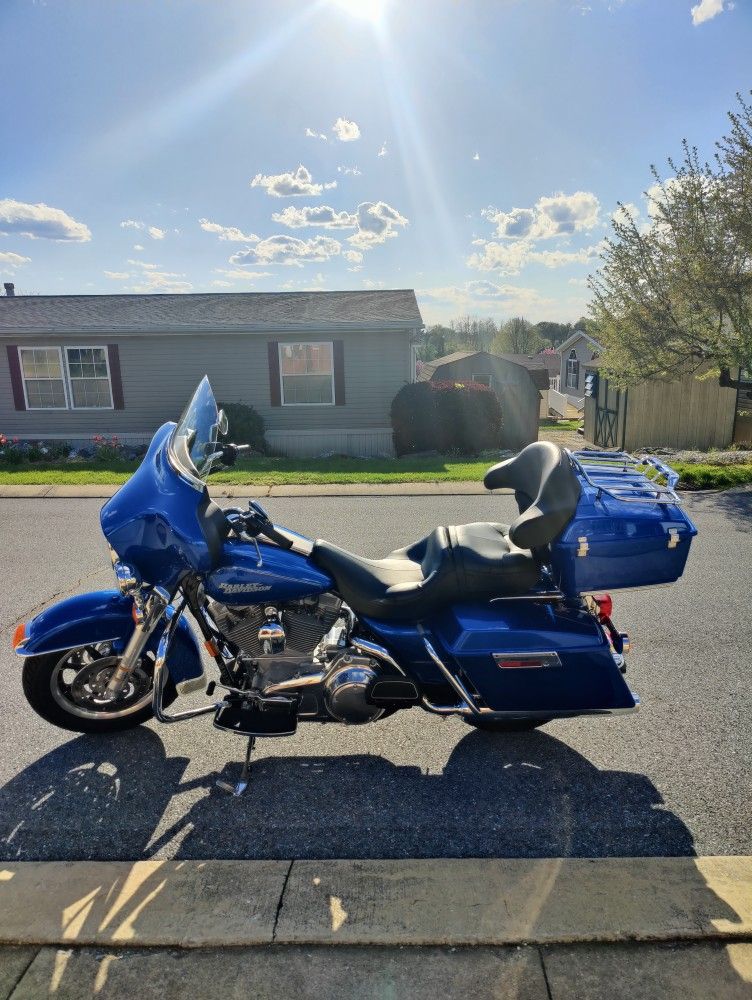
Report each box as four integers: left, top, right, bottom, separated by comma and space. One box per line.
583, 359, 750, 451
0, 287, 422, 457
550, 330, 603, 418
418, 349, 547, 450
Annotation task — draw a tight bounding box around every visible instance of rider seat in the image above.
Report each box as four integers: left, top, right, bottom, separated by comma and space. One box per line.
310, 442, 581, 621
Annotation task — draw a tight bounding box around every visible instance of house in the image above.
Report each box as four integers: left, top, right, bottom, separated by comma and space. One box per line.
0, 287, 423, 457
417, 349, 547, 449
583, 360, 750, 451
549, 329, 603, 419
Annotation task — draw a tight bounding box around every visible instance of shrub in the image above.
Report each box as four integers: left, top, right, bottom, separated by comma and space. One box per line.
391, 380, 503, 456
218, 401, 267, 453
92, 435, 124, 462
0, 435, 24, 465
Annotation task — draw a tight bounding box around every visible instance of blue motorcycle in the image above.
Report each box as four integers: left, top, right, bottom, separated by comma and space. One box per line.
14, 378, 697, 795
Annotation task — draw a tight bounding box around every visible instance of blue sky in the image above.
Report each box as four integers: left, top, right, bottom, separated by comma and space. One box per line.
1, 0, 750, 324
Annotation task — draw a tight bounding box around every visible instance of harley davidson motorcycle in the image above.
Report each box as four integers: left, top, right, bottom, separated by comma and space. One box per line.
13, 377, 697, 795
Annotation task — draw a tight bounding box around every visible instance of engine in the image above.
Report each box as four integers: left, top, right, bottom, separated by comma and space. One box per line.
209, 592, 343, 658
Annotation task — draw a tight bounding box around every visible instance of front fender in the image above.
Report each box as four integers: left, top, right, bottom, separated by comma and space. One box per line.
14, 590, 204, 693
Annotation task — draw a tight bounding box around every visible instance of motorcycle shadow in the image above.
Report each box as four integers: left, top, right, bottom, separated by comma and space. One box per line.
1, 724, 695, 861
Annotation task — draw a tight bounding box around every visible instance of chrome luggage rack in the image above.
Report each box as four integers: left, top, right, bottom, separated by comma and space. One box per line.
566, 449, 682, 505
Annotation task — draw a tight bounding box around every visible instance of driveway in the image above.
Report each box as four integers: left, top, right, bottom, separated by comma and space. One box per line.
0, 490, 750, 862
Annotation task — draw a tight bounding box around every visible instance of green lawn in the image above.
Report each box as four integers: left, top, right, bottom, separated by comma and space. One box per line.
539, 418, 581, 431
0, 454, 750, 490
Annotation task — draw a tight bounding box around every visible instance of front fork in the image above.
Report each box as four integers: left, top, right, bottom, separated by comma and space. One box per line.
105, 586, 171, 698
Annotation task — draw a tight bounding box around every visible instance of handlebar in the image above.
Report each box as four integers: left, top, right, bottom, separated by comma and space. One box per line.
225, 502, 293, 550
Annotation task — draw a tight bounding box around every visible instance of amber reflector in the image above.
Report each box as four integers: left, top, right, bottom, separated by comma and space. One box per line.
12, 623, 26, 649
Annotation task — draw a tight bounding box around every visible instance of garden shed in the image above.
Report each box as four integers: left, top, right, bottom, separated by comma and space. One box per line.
583, 361, 749, 451
418, 350, 545, 450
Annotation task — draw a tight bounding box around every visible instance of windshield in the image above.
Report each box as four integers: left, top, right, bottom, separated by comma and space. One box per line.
170, 377, 222, 486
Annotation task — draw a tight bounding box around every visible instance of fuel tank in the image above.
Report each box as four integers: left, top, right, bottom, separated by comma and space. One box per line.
204, 538, 334, 605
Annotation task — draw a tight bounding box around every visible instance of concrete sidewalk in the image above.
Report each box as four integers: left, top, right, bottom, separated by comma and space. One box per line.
0, 857, 750, 998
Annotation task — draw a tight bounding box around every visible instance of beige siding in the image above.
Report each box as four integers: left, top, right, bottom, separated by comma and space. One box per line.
584, 368, 738, 451
0, 329, 413, 449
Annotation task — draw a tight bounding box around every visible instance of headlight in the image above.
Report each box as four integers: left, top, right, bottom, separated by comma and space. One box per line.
113, 560, 142, 596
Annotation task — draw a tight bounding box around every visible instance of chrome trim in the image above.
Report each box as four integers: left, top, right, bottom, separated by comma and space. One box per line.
105, 586, 170, 698
566, 449, 682, 505
421, 694, 641, 719
490, 590, 564, 603
113, 561, 141, 596
423, 637, 481, 714
167, 428, 205, 492
263, 671, 325, 696
351, 638, 407, 676
492, 651, 562, 670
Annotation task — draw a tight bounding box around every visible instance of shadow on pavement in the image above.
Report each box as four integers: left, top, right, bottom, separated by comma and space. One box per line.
686, 486, 752, 530
1, 725, 695, 861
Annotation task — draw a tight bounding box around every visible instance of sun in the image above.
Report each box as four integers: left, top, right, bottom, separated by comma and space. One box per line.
332, 0, 389, 24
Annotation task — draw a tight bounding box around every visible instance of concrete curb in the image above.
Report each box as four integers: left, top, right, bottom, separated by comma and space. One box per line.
0, 857, 749, 949
0, 482, 495, 499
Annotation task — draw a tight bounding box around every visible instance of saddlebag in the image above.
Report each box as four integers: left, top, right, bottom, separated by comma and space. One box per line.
549, 451, 697, 595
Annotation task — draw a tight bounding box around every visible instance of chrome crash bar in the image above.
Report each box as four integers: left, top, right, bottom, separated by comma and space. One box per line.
152, 598, 219, 724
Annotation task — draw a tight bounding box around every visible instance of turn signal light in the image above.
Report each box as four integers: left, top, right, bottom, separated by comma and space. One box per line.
594, 594, 613, 620
12, 622, 26, 650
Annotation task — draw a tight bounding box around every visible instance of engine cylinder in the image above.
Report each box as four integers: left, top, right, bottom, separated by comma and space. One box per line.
323, 655, 383, 724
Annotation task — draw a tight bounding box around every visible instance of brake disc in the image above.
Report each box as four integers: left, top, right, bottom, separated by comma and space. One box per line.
68, 656, 151, 710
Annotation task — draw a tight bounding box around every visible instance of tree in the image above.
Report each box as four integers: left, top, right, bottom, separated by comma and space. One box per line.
589, 92, 752, 387
535, 321, 574, 348
449, 314, 497, 352
492, 316, 544, 355
416, 324, 451, 362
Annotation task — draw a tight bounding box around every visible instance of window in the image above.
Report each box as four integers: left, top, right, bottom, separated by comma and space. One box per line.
279, 342, 334, 405
65, 347, 113, 408
19, 347, 67, 409
472, 373, 492, 387
566, 349, 580, 390
18, 345, 114, 410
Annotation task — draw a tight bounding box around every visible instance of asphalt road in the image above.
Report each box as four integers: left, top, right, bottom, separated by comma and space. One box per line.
0, 490, 750, 862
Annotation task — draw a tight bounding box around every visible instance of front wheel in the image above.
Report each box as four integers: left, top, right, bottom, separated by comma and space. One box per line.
21, 646, 175, 734
463, 716, 551, 733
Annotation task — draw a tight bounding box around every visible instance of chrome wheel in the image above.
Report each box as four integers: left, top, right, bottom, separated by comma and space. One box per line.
50, 648, 154, 721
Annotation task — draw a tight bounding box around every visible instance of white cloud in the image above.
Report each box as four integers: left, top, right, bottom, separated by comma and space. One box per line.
362, 278, 386, 289
0, 251, 31, 266
230, 234, 342, 267
467, 239, 601, 274
104, 270, 130, 280
418, 281, 552, 314
213, 268, 273, 281
0, 199, 91, 242
130, 270, 193, 293
120, 219, 144, 230
347, 201, 408, 248
332, 117, 361, 142
147, 226, 166, 240
251, 164, 336, 198
568, 277, 589, 287
127, 259, 162, 270
343, 250, 363, 263
337, 165, 362, 176
211, 279, 233, 287
199, 218, 260, 242
691, 0, 726, 24
271, 205, 356, 229
305, 127, 328, 140
133, 244, 144, 251
482, 191, 600, 241
473, 152, 480, 161
377, 141, 388, 157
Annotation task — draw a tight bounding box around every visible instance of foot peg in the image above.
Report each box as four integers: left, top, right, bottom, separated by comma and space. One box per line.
216, 736, 256, 797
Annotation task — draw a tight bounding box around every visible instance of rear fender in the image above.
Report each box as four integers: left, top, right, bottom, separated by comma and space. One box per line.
14, 590, 204, 694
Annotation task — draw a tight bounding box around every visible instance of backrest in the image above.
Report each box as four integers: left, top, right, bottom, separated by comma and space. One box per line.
483, 442, 581, 549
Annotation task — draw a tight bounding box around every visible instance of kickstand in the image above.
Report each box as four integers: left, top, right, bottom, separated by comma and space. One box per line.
216, 736, 256, 797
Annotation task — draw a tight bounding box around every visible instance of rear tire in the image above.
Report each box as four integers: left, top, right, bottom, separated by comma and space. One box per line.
463, 716, 550, 733
22, 648, 176, 734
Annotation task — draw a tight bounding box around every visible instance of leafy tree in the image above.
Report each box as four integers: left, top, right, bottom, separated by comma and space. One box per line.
492, 316, 544, 355
535, 321, 574, 348
589, 92, 752, 387
450, 314, 497, 352
416, 324, 452, 362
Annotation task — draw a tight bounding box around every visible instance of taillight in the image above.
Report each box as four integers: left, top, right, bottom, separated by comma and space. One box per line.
594, 594, 613, 621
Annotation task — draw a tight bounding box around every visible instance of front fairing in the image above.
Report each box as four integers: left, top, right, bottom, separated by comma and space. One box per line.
100, 423, 214, 590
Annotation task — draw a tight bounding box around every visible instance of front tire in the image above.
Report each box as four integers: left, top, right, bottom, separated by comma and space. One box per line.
21, 647, 175, 734
463, 716, 550, 733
